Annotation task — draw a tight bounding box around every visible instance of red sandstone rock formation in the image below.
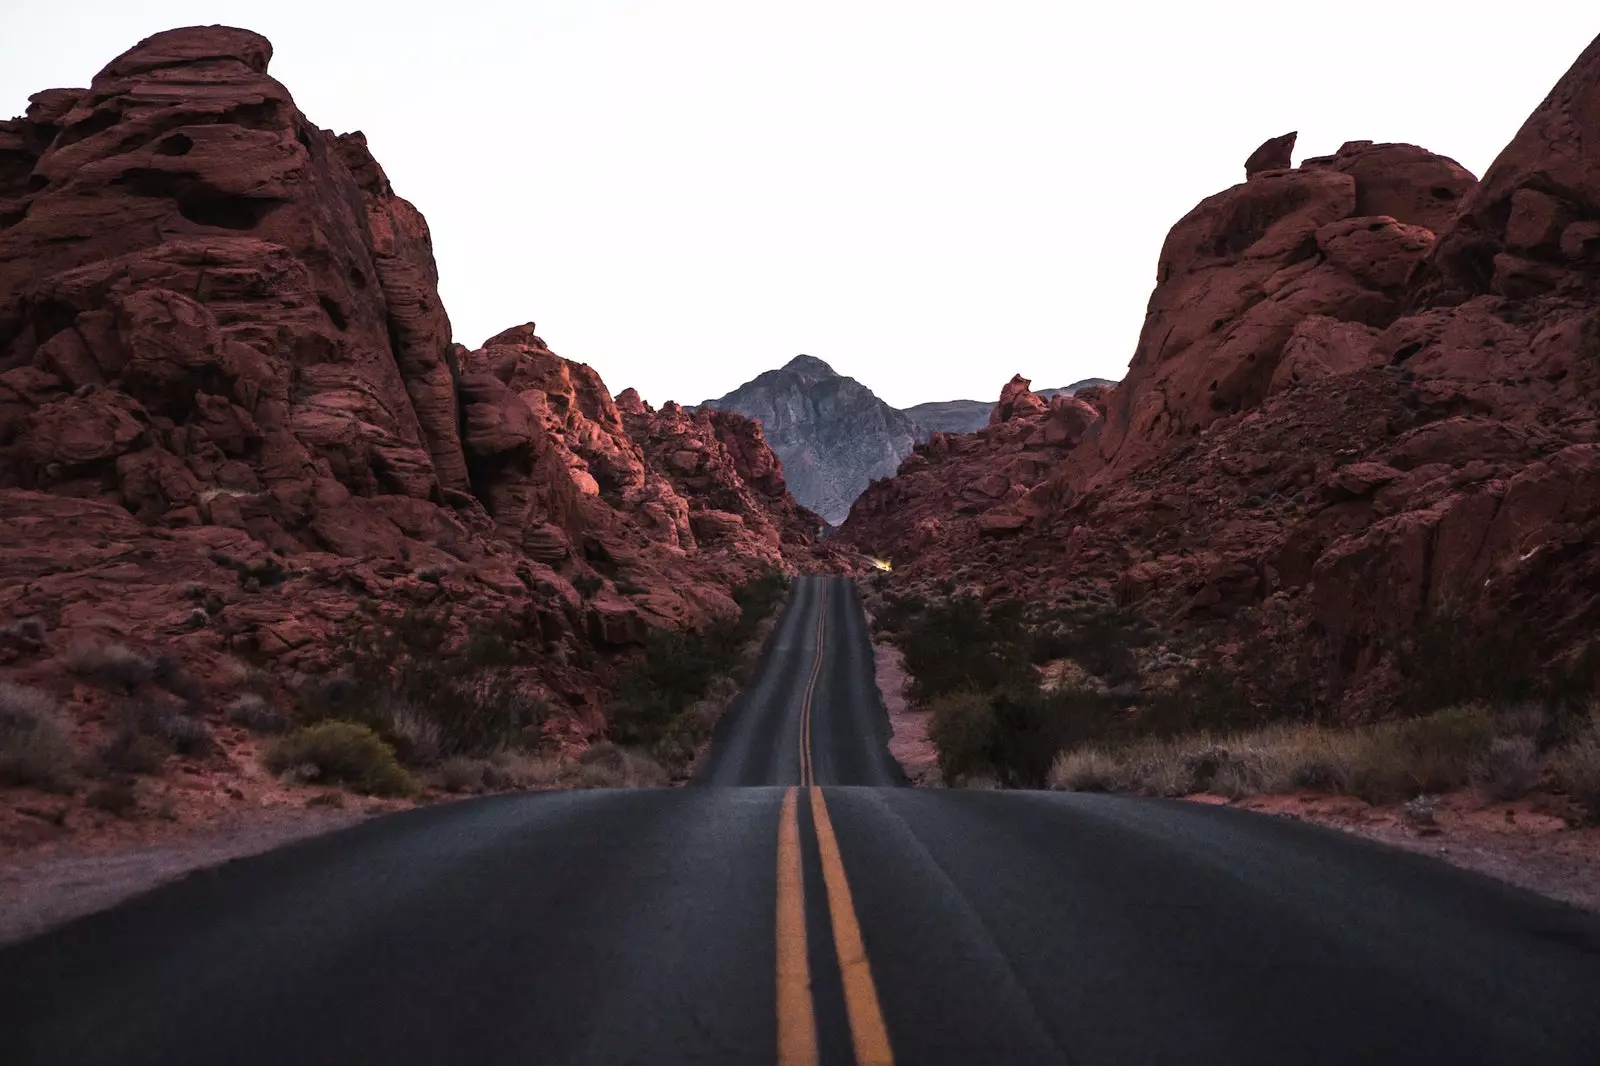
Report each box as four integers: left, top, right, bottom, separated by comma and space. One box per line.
840, 34, 1600, 716
0, 26, 824, 745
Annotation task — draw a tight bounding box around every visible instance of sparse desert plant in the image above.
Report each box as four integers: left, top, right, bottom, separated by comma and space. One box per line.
1474, 736, 1543, 801
96, 729, 169, 775
570, 742, 667, 788
484, 750, 566, 789
155, 712, 214, 757
1050, 747, 1126, 792
0, 682, 75, 790
85, 780, 138, 816
1553, 720, 1600, 822
263, 722, 417, 797
438, 755, 487, 793
927, 689, 999, 786
65, 641, 155, 692
226, 693, 290, 733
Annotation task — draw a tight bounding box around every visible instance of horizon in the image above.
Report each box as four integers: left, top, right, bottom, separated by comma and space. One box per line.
3, 2, 1593, 409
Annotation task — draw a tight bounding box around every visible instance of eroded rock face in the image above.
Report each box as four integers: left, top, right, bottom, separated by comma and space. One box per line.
841, 34, 1600, 717
0, 26, 829, 743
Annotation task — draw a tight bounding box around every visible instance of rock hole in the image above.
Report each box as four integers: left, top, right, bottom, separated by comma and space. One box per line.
112, 167, 279, 230
1430, 186, 1458, 201
53, 108, 121, 148
348, 265, 368, 290
154, 133, 193, 156
318, 295, 349, 331
1392, 342, 1423, 363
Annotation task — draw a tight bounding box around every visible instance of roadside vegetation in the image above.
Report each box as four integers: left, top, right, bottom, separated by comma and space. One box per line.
609, 568, 790, 777
877, 588, 1600, 820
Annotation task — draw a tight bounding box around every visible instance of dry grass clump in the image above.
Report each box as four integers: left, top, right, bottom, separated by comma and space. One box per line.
1553, 713, 1600, 822
569, 743, 667, 789
263, 722, 417, 797
1474, 737, 1543, 801
65, 641, 156, 692
1050, 705, 1500, 803
0, 682, 75, 790
436, 751, 571, 793
225, 693, 290, 734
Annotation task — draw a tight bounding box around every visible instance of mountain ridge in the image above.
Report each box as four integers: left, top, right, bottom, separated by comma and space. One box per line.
701, 358, 1118, 522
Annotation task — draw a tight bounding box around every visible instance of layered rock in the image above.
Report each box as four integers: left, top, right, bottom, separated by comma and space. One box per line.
616, 389, 823, 558
0, 26, 825, 740
841, 35, 1600, 716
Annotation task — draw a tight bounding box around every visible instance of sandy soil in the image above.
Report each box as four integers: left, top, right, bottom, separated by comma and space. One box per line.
1199, 790, 1600, 913
865, 616, 940, 786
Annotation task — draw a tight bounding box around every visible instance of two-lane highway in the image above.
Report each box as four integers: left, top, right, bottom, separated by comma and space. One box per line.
5, 575, 1600, 1064
697, 576, 902, 787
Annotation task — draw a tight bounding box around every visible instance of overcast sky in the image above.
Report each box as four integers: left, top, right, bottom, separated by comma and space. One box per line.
3, 3, 1593, 408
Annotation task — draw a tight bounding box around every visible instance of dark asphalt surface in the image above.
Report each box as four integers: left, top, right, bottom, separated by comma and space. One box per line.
5, 576, 1600, 1064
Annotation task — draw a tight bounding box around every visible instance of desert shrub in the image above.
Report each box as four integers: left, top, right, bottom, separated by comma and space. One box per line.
97, 729, 169, 775
85, 780, 138, 816
300, 607, 547, 762
226, 693, 290, 733
1394, 602, 1595, 711
263, 722, 416, 797
1553, 717, 1600, 822
438, 755, 487, 793
155, 712, 214, 756
1342, 705, 1495, 803
1027, 603, 1151, 683
151, 655, 207, 707
0, 682, 75, 790
569, 742, 666, 788
899, 597, 1032, 704
1474, 736, 1543, 801
609, 569, 789, 756
65, 641, 155, 692
928, 687, 1069, 789
1050, 747, 1126, 792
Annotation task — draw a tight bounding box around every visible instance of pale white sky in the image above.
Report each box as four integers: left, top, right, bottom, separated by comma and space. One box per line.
3, 3, 1593, 407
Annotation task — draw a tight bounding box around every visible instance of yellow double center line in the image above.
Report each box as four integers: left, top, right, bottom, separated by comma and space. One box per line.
797, 604, 825, 787
776, 787, 894, 1066
776, 588, 893, 1064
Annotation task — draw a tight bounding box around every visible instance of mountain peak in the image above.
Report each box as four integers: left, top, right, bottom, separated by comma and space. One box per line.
780, 354, 838, 380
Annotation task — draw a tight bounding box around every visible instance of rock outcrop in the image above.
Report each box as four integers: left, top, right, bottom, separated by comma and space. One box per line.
0, 26, 825, 742
841, 35, 1600, 717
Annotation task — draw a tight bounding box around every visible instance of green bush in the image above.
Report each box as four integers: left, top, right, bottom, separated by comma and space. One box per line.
899, 597, 1032, 704
928, 687, 1070, 789
264, 722, 417, 796
609, 569, 789, 758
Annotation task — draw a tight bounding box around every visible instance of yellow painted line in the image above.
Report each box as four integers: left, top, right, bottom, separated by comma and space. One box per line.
776, 787, 817, 1066
810, 787, 895, 1066
797, 590, 826, 787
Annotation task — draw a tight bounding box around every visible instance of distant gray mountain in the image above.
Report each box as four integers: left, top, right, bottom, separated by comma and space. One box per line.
702, 359, 1117, 524
701, 356, 919, 525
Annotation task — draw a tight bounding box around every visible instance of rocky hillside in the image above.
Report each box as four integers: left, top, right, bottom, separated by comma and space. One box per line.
904, 378, 1116, 436
702, 354, 919, 525
0, 26, 828, 754
840, 37, 1600, 719
705, 356, 1119, 522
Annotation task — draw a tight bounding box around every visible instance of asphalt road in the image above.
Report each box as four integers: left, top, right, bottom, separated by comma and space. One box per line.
5, 576, 1600, 1065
